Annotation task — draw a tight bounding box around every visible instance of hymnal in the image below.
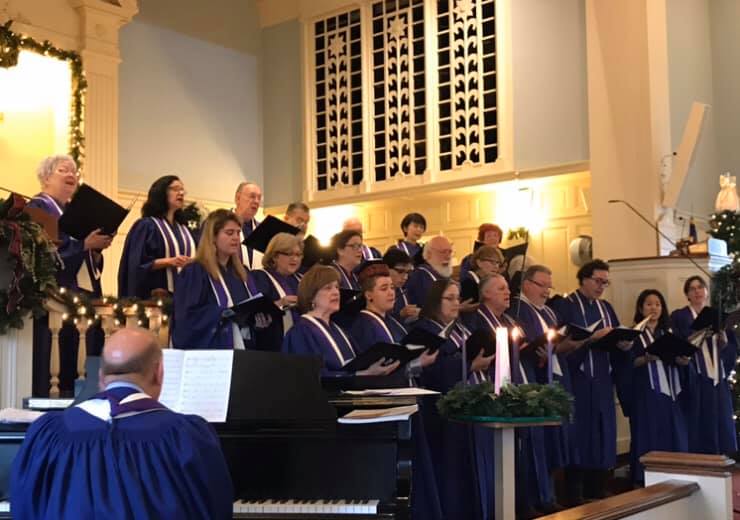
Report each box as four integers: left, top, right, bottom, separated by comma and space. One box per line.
465, 328, 496, 363
342, 342, 427, 372
566, 320, 603, 341
337, 404, 418, 424
230, 293, 284, 327
58, 184, 129, 240
159, 349, 234, 422
243, 215, 300, 253
647, 333, 697, 362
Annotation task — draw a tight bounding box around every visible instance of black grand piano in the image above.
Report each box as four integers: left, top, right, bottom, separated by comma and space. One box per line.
0, 350, 422, 519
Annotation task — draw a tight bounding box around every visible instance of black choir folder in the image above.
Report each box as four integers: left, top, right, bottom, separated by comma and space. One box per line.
590, 318, 649, 351
58, 183, 129, 240
342, 328, 446, 372
230, 293, 284, 327
647, 333, 697, 362
243, 215, 300, 253
465, 328, 496, 363
340, 289, 365, 317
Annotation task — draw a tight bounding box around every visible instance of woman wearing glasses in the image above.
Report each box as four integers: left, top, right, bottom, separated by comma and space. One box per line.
118, 175, 196, 299
460, 245, 504, 304
383, 248, 419, 323
250, 233, 304, 350
28, 155, 113, 397
412, 279, 495, 520
329, 230, 363, 290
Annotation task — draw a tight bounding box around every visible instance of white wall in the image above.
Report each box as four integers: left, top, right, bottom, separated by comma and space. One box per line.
666, 0, 718, 217
510, 0, 589, 170
709, 0, 740, 181
118, 21, 262, 202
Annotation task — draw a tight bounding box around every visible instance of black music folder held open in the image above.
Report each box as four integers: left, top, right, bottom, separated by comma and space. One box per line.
58, 184, 129, 240
565, 320, 603, 341
521, 326, 568, 357
691, 306, 723, 332
230, 293, 284, 327
244, 215, 300, 253
400, 327, 446, 352
647, 333, 697, 362
501, 242, 528, 264
465, 328, 496, 363
342, 342, 427, 372
590, 327, 643, 351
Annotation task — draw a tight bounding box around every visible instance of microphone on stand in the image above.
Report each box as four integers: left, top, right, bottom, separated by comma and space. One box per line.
608, 199, 722, 331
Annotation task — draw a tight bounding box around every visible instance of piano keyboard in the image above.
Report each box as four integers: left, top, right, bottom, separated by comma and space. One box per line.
233, 499, 380, 516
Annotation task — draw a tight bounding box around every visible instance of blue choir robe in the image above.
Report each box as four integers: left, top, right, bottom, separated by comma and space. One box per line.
249, 268, 301, 351
118, 216, 196, 298
27, 193, 105, 397
392, 285, 413, 324
350, 309, 407, 353
11, 383, 233, 520
628, 327, 689, 483
511, 295, 571, 473
470, 305, 554, 510
396, 239, 422, 259
412, 318, 493, 520
238, 217, 262, 271
172, 262, 257, 349
551, 291, 624, 470
406, 263, 447, 307
330, 261, 360, 290
459, 254, 473, 282
283, 314, 358, 376
671, 305, 737, 454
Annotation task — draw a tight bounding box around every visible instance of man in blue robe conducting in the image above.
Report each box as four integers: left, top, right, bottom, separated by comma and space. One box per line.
11, 327, 234, 520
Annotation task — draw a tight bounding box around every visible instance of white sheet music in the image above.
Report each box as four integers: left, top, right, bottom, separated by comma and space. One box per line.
159, 350, 234, 422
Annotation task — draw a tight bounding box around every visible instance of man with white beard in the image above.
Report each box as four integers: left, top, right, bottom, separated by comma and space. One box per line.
405, 235, 453, 306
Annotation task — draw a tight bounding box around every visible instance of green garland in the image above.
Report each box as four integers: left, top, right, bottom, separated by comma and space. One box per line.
437, 381, 573, 420
0, 195, 58, 334
0, 20, 86, 172
181, 202, 206, 231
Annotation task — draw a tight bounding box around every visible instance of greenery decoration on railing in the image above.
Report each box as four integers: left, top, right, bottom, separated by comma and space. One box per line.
0, 20, 87, 173
0, 194, 58, 334
437, 381, 573, 421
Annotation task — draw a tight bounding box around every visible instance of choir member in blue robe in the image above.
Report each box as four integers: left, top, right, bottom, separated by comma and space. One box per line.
405, 235, 453, 306
471, 274, 555, 516
627, 290, 689, 484
250, 232, 303, 351
173, 210, 266, 350
28, 155, 112, 397
394, 212, 427, 260
412, 279, 495, 520
283, 201, 311, 239
11, 327, 233, 520
233, 181, 263, 270
341, 217, 382, 272
283, 265, 400, 377
671, 276, 737, 455
328, 230, 363, 290
118, 175, 196, 299
460, 245, 504, 306
551, 259, 633, 505
459, 223, 503, 282
511, 265, 576, 507
383, 248, 420, 324
350, 264, 410, 351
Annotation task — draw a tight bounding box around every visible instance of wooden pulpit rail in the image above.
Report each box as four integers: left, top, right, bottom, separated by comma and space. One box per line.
537, 479, 699, 520
640, 451, 736, 478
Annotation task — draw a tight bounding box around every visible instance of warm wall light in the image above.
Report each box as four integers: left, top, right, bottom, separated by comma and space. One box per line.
495, 183, 546, 236
309, 204, 357, 245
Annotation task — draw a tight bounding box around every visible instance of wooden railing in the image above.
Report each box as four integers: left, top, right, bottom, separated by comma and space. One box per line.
538, 479, 699, 520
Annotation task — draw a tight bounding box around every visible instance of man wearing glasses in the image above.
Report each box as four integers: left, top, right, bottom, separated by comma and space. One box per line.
551, 259, 631, 506
405, 235, 453, 306
233, 181, 263, 270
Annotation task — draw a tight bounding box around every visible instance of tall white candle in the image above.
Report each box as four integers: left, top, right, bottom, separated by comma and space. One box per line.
494, 327, 511, 394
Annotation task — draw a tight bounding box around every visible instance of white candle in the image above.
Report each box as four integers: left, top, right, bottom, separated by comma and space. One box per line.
494, 327, 511, 394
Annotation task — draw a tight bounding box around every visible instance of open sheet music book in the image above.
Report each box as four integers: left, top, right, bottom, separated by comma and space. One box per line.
159, 350, 234, 422
338, 404, 419, 424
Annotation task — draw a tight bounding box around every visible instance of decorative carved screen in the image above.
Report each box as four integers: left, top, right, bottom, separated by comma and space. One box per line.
309, 0, 498, 197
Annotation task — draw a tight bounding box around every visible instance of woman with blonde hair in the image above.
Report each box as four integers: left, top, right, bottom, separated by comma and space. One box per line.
460, 245, 504, 303
250, 232, 304, 350
173, 209, 268, 349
